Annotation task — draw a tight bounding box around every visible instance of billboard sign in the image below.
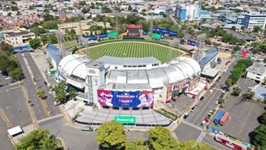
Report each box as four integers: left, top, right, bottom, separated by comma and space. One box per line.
169, 31, 177, 36
99, 33, 108, 38
187, 40, 197, 46
97, 90, 154, 108
151, 33, 161, 39
152, 28, 161, 33
114, 116, 136, 124
108, 31, 119, 37
161, 28, 169, 34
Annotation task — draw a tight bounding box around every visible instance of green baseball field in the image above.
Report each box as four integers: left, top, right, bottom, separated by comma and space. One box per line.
79, 41, 187, 63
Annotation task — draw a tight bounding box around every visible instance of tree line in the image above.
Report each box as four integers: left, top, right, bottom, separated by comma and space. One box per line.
96, 121, 212, 150
0, 43, 24, 81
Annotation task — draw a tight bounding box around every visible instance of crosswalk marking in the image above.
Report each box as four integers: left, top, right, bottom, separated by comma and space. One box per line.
196, 131, 206, 143
37, 114, 63, 124
183, 120, 203, 131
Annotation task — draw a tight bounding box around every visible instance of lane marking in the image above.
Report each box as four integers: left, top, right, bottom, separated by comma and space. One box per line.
183, 120, 202, 131
238, 103, 254, 137
192, 90, 219, 124
0, 108, 12, 128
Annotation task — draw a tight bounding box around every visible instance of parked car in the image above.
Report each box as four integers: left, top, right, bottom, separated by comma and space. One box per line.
200, 97, 204, 101
183, 113, 189, 119
225, 61, 231, 65
190, 105, 198, 112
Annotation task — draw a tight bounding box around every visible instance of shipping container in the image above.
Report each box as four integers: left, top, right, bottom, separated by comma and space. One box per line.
213, 109, 225, 124
220, 112, 230, 126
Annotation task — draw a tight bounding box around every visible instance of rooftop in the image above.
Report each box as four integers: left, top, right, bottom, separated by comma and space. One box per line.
246, 62, 266, 74
4, 31, 33, 37
97, 56, 160, 66
199, 47, 219, 68
45, 44, 62, 65
225, 29, 256, 41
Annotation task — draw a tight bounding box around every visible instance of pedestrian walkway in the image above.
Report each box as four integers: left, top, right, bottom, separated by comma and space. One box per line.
196, 131, 206, 143
183, 120, 202, 131
37, 114, 63, 124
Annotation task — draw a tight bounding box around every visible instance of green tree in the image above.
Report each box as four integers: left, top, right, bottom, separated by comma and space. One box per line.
125, 139, 149, 150
263, 77, 266, 85
9, 68, 24, 81
231, 26, 236, 31
148, 126, 180, 150
128, 5, 132, 11
244, 90, 255, 100
96, 120, 127, 149
253, 26, 261, 33
16, 129, 59, 150
225, 78, 233, 87
0, 42, 13, 55
37, 88, 46, 99
30, 27, 46, 36
180, 140, 213, 150
68, 86, 77, 100
232, 86, 241, 96
233, 45, 240, 51
53, 80, 68, 104
250, 125, 266, 147
42, 21, 58, 30
218, 98, 224, 104
258, 112, 266, 125
29, 39, 41, 49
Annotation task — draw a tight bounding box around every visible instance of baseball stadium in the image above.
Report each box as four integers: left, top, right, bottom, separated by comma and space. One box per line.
53, 27, 211, 127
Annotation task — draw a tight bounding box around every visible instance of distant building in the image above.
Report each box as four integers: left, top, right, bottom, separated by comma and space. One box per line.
175, 4, 210, 21
3, 30, 35, 47
246, 62, 266, 83
126, 24, 141, 37
242, 13, 266, 30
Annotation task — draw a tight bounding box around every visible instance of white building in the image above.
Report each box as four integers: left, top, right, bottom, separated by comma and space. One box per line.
242, 13, 266, 30
57, 54, 202, 107
246, 62, 266, 83
3, 30, 35, 47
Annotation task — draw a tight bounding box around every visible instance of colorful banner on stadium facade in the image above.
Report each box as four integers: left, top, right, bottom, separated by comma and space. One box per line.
97, 90, 154, 108
166, 85, 172, 103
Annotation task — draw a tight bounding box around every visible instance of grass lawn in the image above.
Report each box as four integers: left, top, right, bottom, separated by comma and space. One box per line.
63, 40, 78, 49
81, 41, 184, 63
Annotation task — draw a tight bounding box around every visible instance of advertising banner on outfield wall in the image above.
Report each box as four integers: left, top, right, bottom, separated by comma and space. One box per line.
97, 90, 154, 108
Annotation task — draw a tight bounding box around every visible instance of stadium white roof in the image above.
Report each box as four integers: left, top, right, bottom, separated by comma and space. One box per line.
106, 57, 201, 88
58, 54, 201, 88
58, 54, 91, 79
97, 56, 160, 66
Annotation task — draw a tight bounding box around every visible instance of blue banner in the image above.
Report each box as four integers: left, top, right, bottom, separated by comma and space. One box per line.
169, 31, 177, 36
187, 40, 197, 46
161, 28, 169, 34
97, 90, 154, 108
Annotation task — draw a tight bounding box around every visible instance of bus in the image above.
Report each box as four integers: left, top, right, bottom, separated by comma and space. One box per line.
215, 134, 247, 150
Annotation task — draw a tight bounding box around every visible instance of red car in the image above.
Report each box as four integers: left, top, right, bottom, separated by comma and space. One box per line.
225, 61, 231, 65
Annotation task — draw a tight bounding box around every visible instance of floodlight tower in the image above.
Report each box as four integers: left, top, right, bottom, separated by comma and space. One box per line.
55, 31, 66, 57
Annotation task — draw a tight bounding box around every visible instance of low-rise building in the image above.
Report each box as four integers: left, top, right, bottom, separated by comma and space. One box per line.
3, 30, 35, 47
242, 12, 266, 30
246, 62, 266, 83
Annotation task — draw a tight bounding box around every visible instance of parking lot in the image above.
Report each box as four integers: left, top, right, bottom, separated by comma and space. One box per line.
0, 84, 32, 127
210, 78, 265, 142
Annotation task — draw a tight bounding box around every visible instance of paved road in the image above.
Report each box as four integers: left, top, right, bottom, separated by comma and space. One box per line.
0, 86, 32, 127
39, 117, 98, 150
16, 53, 47, 120
0, 117, 13, 150
187, 58, 238, 126
202, 134, 231, 150
174, 122, 202, 142
23, 52, 60, 115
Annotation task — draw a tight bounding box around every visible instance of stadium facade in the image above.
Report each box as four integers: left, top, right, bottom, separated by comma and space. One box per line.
57, 54, 201, 108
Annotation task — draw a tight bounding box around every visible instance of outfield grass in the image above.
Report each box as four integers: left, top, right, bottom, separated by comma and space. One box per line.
64, 40, 78, 49
81, 41, 185, 63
